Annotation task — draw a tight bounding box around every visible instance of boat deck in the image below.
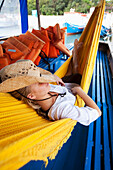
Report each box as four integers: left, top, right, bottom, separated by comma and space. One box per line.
20, 42, 113, 170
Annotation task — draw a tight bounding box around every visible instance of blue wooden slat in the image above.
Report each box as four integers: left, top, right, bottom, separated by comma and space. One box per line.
107, 104, 113, 168
84, 61, 96, 170
104, 52, 113, 104
100, 51, 111, 170
39, 52, 64, 68
96, 51, 101, 104
103, 52, 113, 168
105, 55, 113, 168
85, 123, 94, 170
94, 51, 102, 170
102, 105, 111, 170
38, 45, 74, 73
102, 51, 111, 104
100, 51, 106, 103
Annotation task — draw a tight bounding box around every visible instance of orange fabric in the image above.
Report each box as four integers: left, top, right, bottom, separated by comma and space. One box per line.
41, 27, 54, 42
60, 28, 66, 44
0, 55, 10, 70
15, 35, 34, 50
0, 24, 69, 64
0, 45, 3, 57
41, 25, 69, 57
53, 24, 61, 42
40, 29, 49, 39
6, 37, 31, 56
10, 56, 25, 64
24, 31, 45, 63
25, 42, 44, 63
25, 31, 45, 46
48, 44, 58, 58
32, 29, 50, 43
54, 41, 70, 56
47, 31, 54, 42
25, 48, 37, 62
41, 43, 50, 57
2, 41, 24, 60
61, 27, 67, 30
46, 26, 53, 33
34, 56, 41, 65
32, 29, 50, 57
56, 48, 60, 56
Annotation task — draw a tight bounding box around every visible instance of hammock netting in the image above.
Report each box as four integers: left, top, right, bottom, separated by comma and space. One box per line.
0, 0, 105, 169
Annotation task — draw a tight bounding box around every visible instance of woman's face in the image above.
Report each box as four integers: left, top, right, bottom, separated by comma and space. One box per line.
28, 82, 50, 100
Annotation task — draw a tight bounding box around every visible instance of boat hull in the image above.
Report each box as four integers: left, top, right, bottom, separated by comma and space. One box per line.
63, 22, 84, 35
100, 25, 110, 37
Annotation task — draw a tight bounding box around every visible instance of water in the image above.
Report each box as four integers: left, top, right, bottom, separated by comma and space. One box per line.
53, 33, 82, 71
65, 34, 81, 45
55, 32, 107, 71
65, 33, 109, 46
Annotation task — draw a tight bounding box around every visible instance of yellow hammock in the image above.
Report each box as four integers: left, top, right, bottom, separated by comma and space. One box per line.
0, 0, 105, 169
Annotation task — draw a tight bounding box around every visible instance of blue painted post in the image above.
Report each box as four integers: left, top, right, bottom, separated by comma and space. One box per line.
19, 0, 28, 33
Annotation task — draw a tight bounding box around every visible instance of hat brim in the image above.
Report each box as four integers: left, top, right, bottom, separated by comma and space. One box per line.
0, 75, 56, 93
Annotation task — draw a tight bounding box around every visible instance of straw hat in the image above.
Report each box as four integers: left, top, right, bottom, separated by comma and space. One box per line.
0, 60, 56, 93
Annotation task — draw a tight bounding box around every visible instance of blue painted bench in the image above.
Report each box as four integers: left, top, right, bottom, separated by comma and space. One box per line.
38, 44, 74, 73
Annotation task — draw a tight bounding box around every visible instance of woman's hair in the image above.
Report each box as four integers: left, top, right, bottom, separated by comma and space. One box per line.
9, 86, 41, 110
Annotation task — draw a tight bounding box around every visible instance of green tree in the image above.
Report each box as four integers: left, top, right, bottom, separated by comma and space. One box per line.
27, 0, 108, 16
39, 0, 56, 15
80, 0, 92, 13
106, 0, 113, 12
64, 0, 91, 13
27, 0, 36, 15
56, 0, 66, 15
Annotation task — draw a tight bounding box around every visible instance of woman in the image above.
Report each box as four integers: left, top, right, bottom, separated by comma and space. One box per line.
0, 40, 101, 126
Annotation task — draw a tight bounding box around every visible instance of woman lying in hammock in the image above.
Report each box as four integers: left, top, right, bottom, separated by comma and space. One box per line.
0, 39, 101, 126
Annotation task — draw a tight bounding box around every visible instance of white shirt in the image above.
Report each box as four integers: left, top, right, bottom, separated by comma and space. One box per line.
48, 84, 99, 126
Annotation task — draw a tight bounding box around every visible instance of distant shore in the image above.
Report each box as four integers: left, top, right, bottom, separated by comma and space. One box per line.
1, 12, 113, 38
28, 12, 113, 32
28, 15, 64, 30
28, 14, 89, 31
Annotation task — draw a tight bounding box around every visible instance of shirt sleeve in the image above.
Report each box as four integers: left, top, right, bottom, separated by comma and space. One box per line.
48, 103, 99, 126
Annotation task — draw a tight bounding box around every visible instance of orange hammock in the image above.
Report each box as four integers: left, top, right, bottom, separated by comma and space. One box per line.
0, 0, 105, 169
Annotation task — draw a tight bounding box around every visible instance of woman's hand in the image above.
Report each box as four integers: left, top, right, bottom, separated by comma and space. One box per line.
54, 75, 65, 86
